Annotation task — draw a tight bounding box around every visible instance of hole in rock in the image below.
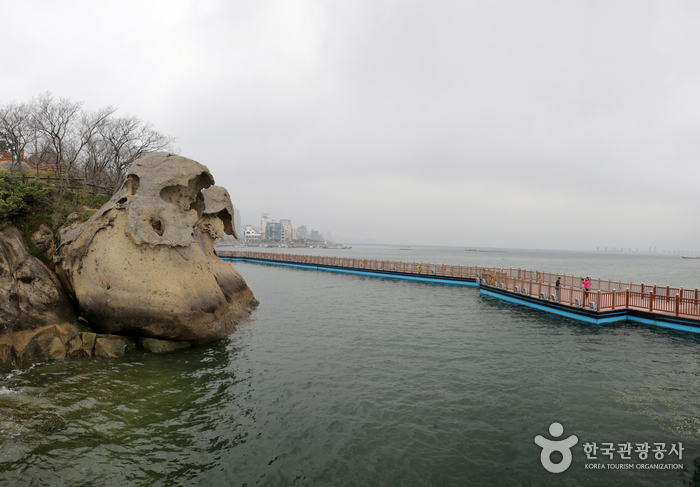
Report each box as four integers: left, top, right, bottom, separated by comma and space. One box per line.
124, 174, 140, 196
189, 192, 205, 218
150, 218, 164, 236
159, 172, 213, 217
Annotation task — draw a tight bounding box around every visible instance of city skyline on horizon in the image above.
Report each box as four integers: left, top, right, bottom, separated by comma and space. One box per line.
234, 208, 698, 254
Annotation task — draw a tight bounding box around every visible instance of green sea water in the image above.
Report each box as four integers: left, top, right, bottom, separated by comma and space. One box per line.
1, 247, 700, 486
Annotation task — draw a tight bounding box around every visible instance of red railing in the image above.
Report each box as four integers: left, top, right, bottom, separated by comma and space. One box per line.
217, 250, 479, 280
481, 270, 699, 319
217, 250, 700, 321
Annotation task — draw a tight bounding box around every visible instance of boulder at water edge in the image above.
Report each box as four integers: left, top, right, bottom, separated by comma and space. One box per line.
55, 152, 258, 344
0, 224, 80, 370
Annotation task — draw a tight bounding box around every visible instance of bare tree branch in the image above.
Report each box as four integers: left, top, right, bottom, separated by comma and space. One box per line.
1, 92, 175, 195
0, 101, 35, 175
32, 92, 83, 191
100, 115, 175, 188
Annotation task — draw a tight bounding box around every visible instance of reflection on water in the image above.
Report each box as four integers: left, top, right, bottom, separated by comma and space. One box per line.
1, 247, 700, 486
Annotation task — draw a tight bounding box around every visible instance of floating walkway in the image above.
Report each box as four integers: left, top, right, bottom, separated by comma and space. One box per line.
216, 250, 700, 334
216, 250, 478, 286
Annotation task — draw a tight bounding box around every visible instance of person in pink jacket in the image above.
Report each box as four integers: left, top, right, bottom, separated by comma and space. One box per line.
583, 277, 590, 303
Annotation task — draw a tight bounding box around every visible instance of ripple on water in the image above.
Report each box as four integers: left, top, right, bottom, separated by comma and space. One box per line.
0, 259, 699, 486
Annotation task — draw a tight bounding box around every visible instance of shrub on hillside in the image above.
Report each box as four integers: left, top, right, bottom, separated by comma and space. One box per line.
0, 176, 50, 220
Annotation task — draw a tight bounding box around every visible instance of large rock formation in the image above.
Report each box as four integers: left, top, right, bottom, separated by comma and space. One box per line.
55, 152, 257, 344
0, 224, 80, 370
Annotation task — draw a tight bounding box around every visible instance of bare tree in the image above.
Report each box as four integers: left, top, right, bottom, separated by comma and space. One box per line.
64, 106, 115, 186
0, 101, 35, 175
32, 93, 115, 193
100, 115, 175, 188
82, 136, 113, 190
32, 93, 82, 190
26, 136, 55, 178
0, 92, 175, 194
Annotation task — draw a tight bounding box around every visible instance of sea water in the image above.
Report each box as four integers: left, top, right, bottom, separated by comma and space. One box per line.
1, 246, 699, 486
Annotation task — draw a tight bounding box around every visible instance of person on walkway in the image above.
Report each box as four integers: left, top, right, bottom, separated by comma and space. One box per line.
583, 277, 590, 304
555, 277, 561, 301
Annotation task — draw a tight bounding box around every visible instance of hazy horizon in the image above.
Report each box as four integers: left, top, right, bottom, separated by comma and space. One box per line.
5, 1, 700, 252
234, 236, 698, 255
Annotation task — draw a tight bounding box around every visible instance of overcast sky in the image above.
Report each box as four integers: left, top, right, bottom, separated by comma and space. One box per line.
5, 0, 700, 251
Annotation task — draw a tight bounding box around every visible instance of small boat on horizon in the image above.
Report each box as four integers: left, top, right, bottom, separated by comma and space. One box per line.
682, 256, 699, 259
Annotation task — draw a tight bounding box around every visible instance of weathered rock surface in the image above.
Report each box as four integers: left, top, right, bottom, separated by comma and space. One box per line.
0, 224, 73, 329
56, 152, 258, 344
66, 332, 98, 358
31, 224, 55, 256
138, 337, 191, 354
94, 335, 131, 358
0, 223, 79, 370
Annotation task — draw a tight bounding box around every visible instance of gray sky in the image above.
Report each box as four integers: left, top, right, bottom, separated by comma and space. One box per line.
5, 0, 700, 251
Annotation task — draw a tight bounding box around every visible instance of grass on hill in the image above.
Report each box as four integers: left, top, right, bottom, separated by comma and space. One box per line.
0, 174, 110, 264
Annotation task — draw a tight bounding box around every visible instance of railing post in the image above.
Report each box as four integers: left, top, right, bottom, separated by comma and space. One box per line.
612, 290, 616, 310
649, 292, 654, 312
625, 289, 629, 308
675, 294, 680, 316
596, 291, 600, 311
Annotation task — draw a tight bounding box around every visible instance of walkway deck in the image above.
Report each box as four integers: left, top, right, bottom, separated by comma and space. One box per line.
216, 250, 479, 286
216, 250, 700, 334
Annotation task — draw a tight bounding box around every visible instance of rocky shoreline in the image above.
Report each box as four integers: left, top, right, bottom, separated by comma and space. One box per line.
0, 153, 258, 371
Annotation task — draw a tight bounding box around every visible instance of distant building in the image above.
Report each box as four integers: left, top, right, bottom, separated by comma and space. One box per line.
281, 223, 293, 242
243, 225, 262, 242
296, 225, 308, 241
277, 219, 292, 242
265, 222, 282, 242
232, 207, 241, 239
0, 149, 24, 164
310, 230, 322, 241
261, 213, 272, 236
